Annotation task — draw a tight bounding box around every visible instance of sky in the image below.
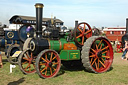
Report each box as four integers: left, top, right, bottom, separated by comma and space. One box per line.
0, 0, 128, 28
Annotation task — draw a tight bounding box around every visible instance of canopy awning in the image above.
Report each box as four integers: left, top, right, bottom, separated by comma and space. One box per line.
9, 15, 63, 26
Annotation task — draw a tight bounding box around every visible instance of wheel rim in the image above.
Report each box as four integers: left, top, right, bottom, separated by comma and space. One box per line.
89, 37, 113, 73
74, 22, 92, 46
37, 50, 61, 78
9, 47, 20, 63
20, 49, 36, 73
7, 44, 21, 64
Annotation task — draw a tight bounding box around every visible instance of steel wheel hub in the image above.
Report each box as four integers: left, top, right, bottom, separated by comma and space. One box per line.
97, 51, 102, 58
49, 62, 52, 67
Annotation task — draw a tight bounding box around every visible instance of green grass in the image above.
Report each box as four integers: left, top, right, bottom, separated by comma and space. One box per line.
0, 53, 128, 85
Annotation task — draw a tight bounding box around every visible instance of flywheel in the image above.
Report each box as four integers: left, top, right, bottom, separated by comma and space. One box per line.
74, 22, 92, 46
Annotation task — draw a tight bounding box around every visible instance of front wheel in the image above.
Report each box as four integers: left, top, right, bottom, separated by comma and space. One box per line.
36, 49, 61, 78
18, 48, 36, 74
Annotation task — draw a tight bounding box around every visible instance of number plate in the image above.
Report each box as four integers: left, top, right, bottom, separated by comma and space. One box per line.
12, 51, 22, 58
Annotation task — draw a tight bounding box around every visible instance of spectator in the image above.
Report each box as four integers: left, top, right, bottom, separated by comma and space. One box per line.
122, 40, 128, 59
0, 53, 3, 68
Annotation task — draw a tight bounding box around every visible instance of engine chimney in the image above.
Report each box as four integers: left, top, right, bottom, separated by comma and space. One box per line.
35, 3, 44, 38
75, 20, 78, 29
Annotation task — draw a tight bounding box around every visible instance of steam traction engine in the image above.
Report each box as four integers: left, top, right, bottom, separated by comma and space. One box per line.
0, 24, 34, 64
18, 3, 114, 78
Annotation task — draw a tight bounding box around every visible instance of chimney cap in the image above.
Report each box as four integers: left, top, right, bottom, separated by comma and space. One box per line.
35, 3, 44, 8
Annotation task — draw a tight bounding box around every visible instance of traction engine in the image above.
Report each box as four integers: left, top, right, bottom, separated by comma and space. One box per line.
18, 3, 114, 78
0, 24, 34, 64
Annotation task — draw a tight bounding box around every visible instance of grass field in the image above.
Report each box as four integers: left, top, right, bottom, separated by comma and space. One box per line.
0, 53, 128, 85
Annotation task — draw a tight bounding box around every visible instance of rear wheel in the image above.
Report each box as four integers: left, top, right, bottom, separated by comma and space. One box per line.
36, 49, 61, 78
81, 36, 113, 73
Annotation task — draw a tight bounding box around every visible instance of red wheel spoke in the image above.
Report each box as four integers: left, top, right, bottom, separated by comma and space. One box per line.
102, 46, 109, 51
102, 51, 108, 54
41, 57, 48, 62
45, 53, 48, 61
90, 54, 96, 57
99, 60, 106, 68
90, 52, 94, 54
100, 44, 102, 49
41, 66, 47, 73
96, 44, 98, 50
39, 63, 46, 66
45, 67, 48, 76
78, 27, 83, 33
22, 61, 28, 64
101, 58, 105, 63
102, 55, 110, 58
95, 61, 98, 70
23, 57, 29, 61
76, 34, 83, 39
84, 30, 92, 34
24, 63, 30, 71
97, 40, 102, 48
97, 58, 99, 70
52, 56, 57, 61
91, 48, 97, 53
91, 57, 97, 66
50, 67, 53, 75
90, 58, 93, 64
50, 52, 53, 61
82, 36, 85, 45
52, 66, 56, 71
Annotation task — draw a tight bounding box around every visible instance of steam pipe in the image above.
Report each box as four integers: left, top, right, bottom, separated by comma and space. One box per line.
126, 18, 128, 33
35, 3, 44, 38
75, 20, 78, 29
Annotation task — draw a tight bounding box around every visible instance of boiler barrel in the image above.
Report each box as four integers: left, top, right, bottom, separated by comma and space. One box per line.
48, 39, 68, 51
48, 39, 75, 51
30, 38, 75, 55
0, 38, 20, 47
